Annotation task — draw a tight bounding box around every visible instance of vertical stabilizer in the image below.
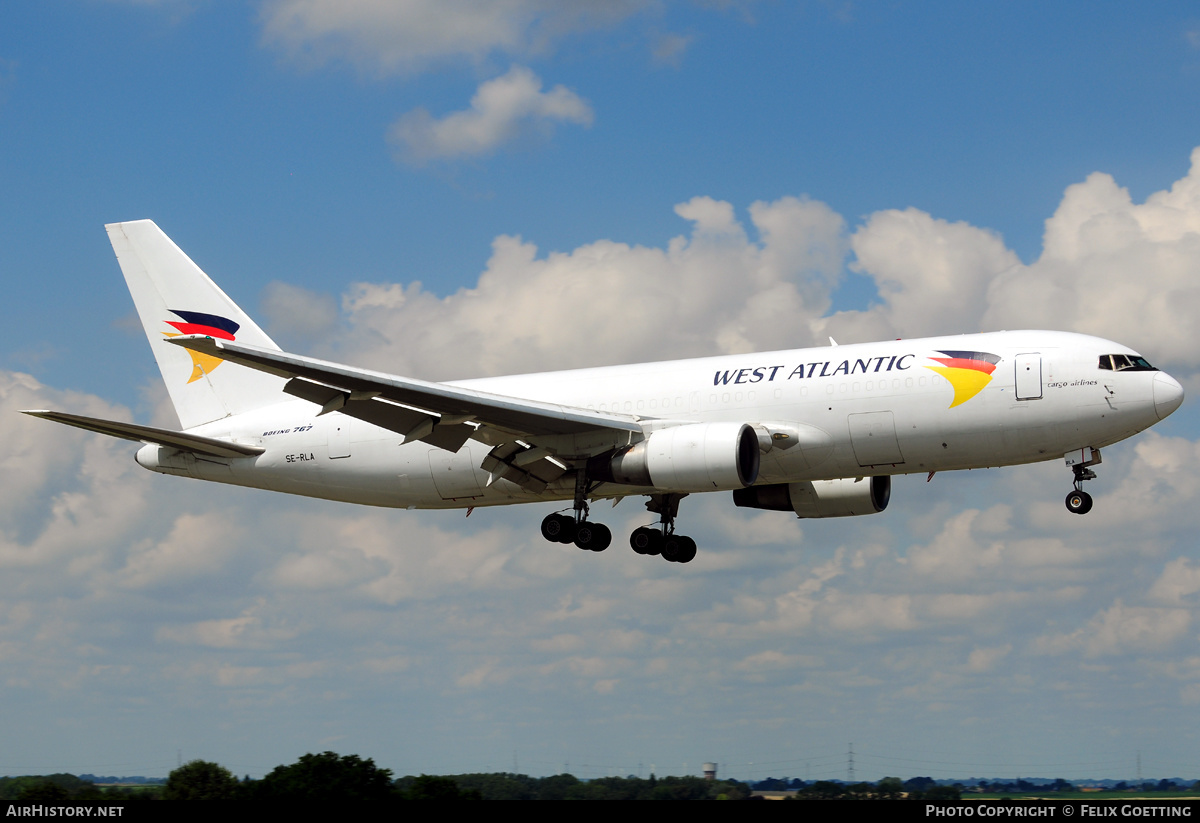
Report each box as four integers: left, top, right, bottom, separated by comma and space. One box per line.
107, 220, 285, 429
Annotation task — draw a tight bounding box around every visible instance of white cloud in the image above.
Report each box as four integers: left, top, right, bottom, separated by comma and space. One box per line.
260, 0, 651, 74
11, 149, 1200, 773
118, 513, 243, 589
326, 194, 845, 379
965, 643, 1011, 673
389, 65, 593, 164
836, 208, 1020, 341
157, 602, 302, 649
651, 32, 692, 66
906, 506, 1090, 584
278, 148, 1200, 388
800, 149, 1200, 374
0, 372, 154, 570
1035, 600, 1191, 658
261, 280, 340, 348
982, 151, 1200, 369
1148, 557, 1200, 605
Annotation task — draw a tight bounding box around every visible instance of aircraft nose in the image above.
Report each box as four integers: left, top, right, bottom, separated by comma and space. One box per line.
1153, 372, 1185, 420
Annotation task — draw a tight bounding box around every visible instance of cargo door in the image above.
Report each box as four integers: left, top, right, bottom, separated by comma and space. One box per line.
848, 411, 905, 467
429, 447, 485, 501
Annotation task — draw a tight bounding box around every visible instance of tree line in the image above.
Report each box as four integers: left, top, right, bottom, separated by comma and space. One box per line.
14, 755, 1195, 802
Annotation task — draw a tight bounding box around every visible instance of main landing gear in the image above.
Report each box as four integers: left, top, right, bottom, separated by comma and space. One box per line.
540, 512, 612, 551
630, 494, 697, 564
540, 472, 612, 552
539, 486, 699, 562
1064, 449, 1100, 515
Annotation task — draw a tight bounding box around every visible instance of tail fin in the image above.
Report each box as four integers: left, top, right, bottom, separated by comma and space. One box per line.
107, 220, 286, 429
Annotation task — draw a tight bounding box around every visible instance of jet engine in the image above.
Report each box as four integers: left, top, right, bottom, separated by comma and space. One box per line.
732, 476, 890, 518
589, 422, 760, 492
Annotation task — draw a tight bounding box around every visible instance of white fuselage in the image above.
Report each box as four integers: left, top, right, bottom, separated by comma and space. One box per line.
138, 330, 1179, 510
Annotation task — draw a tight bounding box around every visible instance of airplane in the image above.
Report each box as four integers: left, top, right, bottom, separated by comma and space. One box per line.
24, 221, 1185, 564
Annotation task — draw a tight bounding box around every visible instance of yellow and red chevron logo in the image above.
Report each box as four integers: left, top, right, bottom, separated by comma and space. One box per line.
162, 309, 240, 384
925, 350, 1001, 408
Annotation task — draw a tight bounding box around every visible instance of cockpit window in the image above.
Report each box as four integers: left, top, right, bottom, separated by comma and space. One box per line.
1098, 354, 1157, 372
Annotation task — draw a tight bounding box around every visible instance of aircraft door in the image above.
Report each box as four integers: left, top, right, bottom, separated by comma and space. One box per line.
429, 447, 485, 500
848, 411, 905, 467
1015, 353, 1043, 400
327, 416, 351, 458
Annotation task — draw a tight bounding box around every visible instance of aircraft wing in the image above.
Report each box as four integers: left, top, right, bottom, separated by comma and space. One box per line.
168, 336, 643, 454
21, 410, 265, 458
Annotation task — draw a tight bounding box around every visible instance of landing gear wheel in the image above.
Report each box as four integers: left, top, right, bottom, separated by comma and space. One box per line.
661, 535, 682, 562
661, 535, 697, 563
540, 513, 576, 543
574, 522, 612, 552
630, 527, 662, 556
1065, 490, 1093, 515
674, 536, 697, 564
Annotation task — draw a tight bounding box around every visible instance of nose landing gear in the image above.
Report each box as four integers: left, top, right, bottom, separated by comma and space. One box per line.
1064, 449, 1100, 515
1065, 486, 1093, 515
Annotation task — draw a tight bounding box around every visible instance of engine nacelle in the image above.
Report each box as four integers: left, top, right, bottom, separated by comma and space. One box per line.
732, 476, 890, 518
589, 422, 760, 492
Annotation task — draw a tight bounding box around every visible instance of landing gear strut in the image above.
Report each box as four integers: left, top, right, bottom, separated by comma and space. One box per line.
630, 494, 697, 563
540, 471, 611, 552
1064, 450, 1099, 515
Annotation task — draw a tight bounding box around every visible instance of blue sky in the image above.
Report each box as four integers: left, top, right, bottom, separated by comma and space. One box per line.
3, 1, 1200, 782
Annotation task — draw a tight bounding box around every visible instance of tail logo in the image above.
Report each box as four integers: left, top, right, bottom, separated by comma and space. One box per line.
925, 351, 1001, 408
162, 310, 241, 384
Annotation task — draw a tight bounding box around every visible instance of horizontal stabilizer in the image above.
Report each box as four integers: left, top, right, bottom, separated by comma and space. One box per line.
21, 410, 264, 458
168, 336, 643, 438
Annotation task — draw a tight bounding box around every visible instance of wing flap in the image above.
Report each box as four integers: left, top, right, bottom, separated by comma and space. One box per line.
283, 377, 475, 452
171, 336, 642, 439
22, 410, 264, 458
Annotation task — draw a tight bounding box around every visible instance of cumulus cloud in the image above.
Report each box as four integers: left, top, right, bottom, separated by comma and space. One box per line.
1148, 558, 1200, 606
797, 149, 1200, 373
118, 512, 243, 589
837, 208, 1020, 340
271, 149, 1200, 387
906, 506, 1089, 584
12, 149, 1200, 771
982, 156, 1200, 367
965, 643, 1011, 673
651, 32, 692, 66
1035, 600, 1191, 658
0, 372, 153, 569
261, 280, 340, 349
157, 601, 302, 649
389, 65, 592, 164
325, 195, 845, 379
260, 0, 651, 74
